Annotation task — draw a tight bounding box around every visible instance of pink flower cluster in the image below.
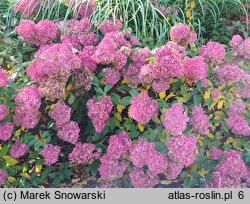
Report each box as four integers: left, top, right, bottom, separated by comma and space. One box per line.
230, 35, 244, 48
130, 138, 168, 174
211, 89, 221, 99
125, 47, 151, 84
0, 122, 13, 141
78, 46, 97, 71
235, 73, 250, 99
27, 43, 80, 101
215, 62, 244, 84
49, 101, 71, 127
166, 134, 198, 167
92, 31, 130, 69
170, 24, 197, 46
106, 131, 132, 159
99, 133, 170, 187
152, 42, 185, 79
14, 85, 42, 129
129, 168, 160, 188
0, 169, 8, 184
99, 19, 123, 35
99, 132, 192, 187
226, 99, 250, 136
60, 34, 82, 50
0, 67, 9, 87
99, 132, 131, 180
86, 95, 114, 133
209, 147, 223, 160
103, 68, 121, 85
152, 79, 170, 93
58, 18, 99, 48
164, 158, 183, 180
230, 35, 250, 60
183, 56, 208, 83
226, 115, 250, 136
57, 121, 80, 145
10, 140, 29, 158
99, 154, 128, 180
40, 144, 60, 165
207, 150, 247, 188
227, 99, 246, 116
162, 103, 189, 136
27, 43, 80, 83
49, 101, 80, 144
139, 42, 185, 92
0, 104, 9, 121
190, 106, 209, 135
68, 142, 101, 164
129, 92, 158, 124
199, 41, 226, 65
16, 20, 58, 46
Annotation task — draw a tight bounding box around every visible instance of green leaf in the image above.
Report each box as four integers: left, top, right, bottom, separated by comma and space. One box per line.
211, 140, 222, 147
0, 145, 10, 157
41, 167, 54, 180
62, 169, 73, 178
94, 87, 104, 94
92, 76, 99, 86
193, 94, 202, 105
221, 122, 229, 133
129, 89, 139, 96
111, 93, 120, 105
196, 80, 202, 90
68, 94, 75, 105
28, 140, 37, 146
104, 84, 112, 93
2, 156, 18, 165
120, 96, 131, 105
108, 117, 116, 131
172, 80, 181, 92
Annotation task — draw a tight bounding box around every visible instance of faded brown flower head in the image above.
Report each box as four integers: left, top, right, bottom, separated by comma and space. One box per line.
73, 68, 93, 96
39, 70, 69, 101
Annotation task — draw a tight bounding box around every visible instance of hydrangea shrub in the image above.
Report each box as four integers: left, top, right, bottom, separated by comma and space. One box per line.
0, 18, 250, 188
